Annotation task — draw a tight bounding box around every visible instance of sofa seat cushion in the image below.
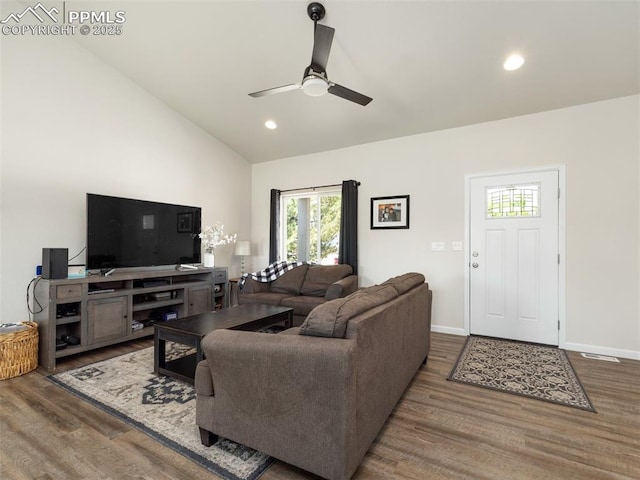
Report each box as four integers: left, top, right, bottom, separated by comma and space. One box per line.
238, 292, 290, 307
281, 295, 326, 317
300, 264, 353, 297
271, 264, 309, 295
299, 284, 398, 338
381, 272, 426, 295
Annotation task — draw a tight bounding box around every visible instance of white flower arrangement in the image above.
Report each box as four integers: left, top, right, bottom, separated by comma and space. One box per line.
199, 222, 237, 254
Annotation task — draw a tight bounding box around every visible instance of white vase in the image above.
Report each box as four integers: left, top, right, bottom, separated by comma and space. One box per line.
203, 252, 215, 268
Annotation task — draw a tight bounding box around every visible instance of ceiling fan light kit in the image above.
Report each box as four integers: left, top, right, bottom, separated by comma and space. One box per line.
302, 76, 329, 96
248, 2, 372, 106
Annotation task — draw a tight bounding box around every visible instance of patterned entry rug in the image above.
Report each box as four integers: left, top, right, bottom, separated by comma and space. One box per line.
447, 336, 596, 412
48, 346, 273, 480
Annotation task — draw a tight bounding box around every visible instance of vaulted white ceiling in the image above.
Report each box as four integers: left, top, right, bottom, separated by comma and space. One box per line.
73, 0, 639, 163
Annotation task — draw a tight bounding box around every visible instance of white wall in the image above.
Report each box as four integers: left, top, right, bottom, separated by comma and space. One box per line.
1, 30, 251, 321
251, 95, 640, 359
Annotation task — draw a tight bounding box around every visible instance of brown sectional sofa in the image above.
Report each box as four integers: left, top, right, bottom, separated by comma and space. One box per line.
238, 263, 358, 326
195, 272, 432, 480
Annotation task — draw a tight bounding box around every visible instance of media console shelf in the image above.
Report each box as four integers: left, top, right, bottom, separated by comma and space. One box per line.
33, 267, 228, 371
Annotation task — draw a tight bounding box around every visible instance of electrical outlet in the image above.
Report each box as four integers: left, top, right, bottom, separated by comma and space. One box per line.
452, 241, 463, 251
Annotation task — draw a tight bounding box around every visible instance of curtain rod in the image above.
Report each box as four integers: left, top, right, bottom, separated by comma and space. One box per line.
280, 181, 360, 194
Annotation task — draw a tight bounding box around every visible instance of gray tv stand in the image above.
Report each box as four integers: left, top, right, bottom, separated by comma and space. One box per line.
33, 267, 228, 371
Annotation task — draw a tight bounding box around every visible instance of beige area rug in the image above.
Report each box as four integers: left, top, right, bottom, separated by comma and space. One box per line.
48, 345, 273, 480
447, 336, 596, 412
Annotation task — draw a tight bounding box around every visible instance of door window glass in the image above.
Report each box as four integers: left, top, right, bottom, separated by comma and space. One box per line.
486, 183, 540, 218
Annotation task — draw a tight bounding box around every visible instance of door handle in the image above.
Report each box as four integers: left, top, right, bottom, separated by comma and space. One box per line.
472, 262, 479, 268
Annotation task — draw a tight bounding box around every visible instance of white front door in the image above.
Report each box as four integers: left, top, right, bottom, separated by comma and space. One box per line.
469, 170, 559, 345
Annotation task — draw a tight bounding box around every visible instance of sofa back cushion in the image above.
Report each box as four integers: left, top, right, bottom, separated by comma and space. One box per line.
271, 264, 309, 295
299, 284, 397, 338
300, 264, 353, 297
381, 272, 425, 295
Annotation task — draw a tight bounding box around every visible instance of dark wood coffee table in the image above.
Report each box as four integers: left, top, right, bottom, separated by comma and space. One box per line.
154, 303, 293, 384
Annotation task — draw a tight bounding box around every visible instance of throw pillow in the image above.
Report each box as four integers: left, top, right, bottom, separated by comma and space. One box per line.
300, 264, 353, 297
271, 264, 309, 294
299, 284, 397, 338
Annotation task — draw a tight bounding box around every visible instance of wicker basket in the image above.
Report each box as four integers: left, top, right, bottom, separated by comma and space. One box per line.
0, 321, 39, 380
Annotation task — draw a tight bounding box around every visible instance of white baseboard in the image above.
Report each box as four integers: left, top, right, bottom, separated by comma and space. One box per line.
562, 342, 640, 361
431, 325, 467, 336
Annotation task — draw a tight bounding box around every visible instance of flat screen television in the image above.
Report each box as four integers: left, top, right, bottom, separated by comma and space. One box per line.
87, 193, 201, 271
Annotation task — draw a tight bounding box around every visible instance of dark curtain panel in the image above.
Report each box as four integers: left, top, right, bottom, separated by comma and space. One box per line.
339, 180, 359, 274
269, 189, 281, 263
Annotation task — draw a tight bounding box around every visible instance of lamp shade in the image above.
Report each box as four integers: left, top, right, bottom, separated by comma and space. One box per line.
234, 241, 251, 256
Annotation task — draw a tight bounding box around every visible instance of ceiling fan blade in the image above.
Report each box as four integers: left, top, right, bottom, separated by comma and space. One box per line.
311, 24, 335, 72
249, 84, 301, 98
328, 83, 373, 106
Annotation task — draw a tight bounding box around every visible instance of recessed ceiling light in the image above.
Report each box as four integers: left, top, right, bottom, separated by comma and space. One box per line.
503, 54, 525, 71
264, 120, 277, 130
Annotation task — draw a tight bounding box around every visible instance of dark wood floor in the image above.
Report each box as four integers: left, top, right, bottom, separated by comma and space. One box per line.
1, 332, 638, 480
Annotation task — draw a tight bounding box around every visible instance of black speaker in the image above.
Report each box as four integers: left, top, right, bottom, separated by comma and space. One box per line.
42, 248, 68, 279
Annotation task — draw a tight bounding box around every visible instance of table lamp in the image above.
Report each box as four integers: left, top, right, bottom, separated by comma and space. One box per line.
235, 241, 251, 274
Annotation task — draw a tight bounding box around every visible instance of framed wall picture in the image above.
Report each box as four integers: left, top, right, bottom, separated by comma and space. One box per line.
177, 212, 193, 233
371, 195, 410, 229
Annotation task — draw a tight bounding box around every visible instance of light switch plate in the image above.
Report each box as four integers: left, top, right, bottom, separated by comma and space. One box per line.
431, 241, 445, 251
452, 241, 463, 251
